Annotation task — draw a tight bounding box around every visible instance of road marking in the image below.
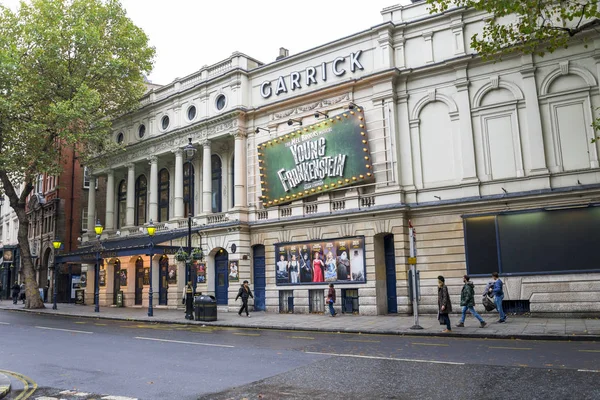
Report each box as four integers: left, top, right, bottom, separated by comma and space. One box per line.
345, 339, 381, 343
0, 369, 37, 399
233, 332, 261, 337
578, 369, 600, 373
74, 321, 87, 324
412, 342, 449, 347
35, 326, 93, 334
578, 350, 600, 353
304, 351, 465, 365
488, 346, 531, 351
289, 336, 315, 340
0, 322, 9, 325
95, 323, 107, 326
134, 336, 234, 348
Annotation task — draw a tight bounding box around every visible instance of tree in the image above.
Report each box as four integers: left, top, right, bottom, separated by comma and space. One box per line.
0, 0, 155, 308
426, 0, 600, 58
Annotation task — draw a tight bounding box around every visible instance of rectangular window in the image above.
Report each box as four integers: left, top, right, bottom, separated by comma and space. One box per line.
83, 167, 98, 189
82, 207, 88, 232
463, 207, 600, 276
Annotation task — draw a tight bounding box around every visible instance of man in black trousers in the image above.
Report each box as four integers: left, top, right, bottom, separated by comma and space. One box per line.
235, 280, 254, 317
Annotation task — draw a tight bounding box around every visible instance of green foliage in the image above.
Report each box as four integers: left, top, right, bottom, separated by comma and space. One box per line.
0, 0, 155, 195
426, 0, 600, 60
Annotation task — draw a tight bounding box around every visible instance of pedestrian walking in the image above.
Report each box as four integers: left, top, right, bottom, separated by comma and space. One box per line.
19, 283, 26, 304
182, 281, 195, 320
235, 280, 254, 317
437, 276, 452, 332
326, 283, 337, 317
488, 272, 506, 323
456, 275, 486, 328
11, 283, 20, 304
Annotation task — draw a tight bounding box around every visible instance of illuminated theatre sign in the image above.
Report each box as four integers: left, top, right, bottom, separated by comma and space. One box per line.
257, 108, 372, 207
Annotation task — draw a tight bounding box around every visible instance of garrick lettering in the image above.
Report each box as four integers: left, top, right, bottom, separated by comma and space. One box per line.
277, 137, 346, 192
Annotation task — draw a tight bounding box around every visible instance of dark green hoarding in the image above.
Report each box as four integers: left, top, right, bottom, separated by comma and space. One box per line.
258, 109, 372, 207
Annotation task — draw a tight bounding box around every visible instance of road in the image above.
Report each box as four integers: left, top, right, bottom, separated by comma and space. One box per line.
0, 309, 599, 399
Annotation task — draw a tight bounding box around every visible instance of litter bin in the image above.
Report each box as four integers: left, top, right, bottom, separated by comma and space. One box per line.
194, 295, 217, 322
116, 290, 124, 307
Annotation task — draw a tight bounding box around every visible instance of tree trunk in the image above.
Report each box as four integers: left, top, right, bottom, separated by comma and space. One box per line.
14, 204, 45, 309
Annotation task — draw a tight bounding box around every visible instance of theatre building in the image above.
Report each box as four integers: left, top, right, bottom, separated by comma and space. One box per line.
63, 1, 600, 315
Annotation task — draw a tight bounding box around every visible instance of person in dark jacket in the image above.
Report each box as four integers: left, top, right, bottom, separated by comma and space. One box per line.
456, 275, 486, 328
437, 276, 452, 332
182, 281, 195, 320
488, 272, 506, 323
19, 283, 26, 304
235, 280, 254, 317
11, 283, 20, 304
326, 283, 337, 317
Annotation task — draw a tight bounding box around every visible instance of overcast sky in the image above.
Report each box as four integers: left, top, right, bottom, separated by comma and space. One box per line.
3, 0, 412, 85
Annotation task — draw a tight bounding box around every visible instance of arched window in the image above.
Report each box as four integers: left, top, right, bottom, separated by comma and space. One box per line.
117, 180, 127, 228
183, 162, 194, 217
211, 155, 222, 213
231, 155, 235, 208
135, 175, 147, 226
159, 169, 170, 222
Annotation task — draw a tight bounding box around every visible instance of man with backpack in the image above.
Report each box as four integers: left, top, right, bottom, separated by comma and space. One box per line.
456, 275, 486, 328
488, 272, 506, 323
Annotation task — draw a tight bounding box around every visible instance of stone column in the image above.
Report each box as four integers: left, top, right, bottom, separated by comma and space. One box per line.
105, 169, 115, 230
126, 163, 135, 227
173, 149, 184, 219
202, 139, 212, 214
148, 156, 158, 222
87, 174, 96, 234
455, 69, 478, 182
520, 56, 549, 174
233, 131, 247, 208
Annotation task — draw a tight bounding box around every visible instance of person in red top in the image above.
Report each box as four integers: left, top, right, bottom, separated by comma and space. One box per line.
312, 252, 324, 282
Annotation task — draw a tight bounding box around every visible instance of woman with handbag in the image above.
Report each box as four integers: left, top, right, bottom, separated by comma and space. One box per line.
437, 276, 452, 333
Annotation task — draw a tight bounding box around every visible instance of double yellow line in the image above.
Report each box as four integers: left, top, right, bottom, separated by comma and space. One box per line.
0, 369, 37, 399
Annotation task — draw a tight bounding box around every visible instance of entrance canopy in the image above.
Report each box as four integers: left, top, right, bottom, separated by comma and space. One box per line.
57, 228, 200, 263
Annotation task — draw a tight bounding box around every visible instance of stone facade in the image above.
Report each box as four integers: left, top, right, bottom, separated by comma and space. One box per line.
82, 1, 600, 315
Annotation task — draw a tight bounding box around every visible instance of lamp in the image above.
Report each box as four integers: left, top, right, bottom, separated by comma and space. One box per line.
93, 220, 104, 313
255, 127, 270, 134
184, 137, 196, 159
146, 219, 156, 317
314, 110, 329, 119
52, 238, 62, 310
94, 219, 103, 237
287, 118, 302, 126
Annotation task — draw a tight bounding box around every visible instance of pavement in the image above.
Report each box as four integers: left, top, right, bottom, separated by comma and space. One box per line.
0, 373, 9, 400
1, 300, 599, 342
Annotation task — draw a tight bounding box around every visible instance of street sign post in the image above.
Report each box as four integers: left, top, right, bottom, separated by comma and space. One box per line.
409, 220, 423, 330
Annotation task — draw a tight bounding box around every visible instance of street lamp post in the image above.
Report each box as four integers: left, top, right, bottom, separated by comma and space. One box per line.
52, 239, 62, 310
93, 220, 104, 313
146, 219, 156, 317
183, 137, 196, 285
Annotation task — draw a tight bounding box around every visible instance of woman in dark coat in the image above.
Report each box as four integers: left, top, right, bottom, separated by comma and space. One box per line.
437, 275, 452, 332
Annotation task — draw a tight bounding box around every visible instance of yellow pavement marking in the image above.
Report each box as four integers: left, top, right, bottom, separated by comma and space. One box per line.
233, 332, 261, 337
0, 369, 37, 399
289, 336, 315, 340
74, 321, 87, 324
345, 339, 381, 343
488, 346, 531, 351
578, 349, 600, 353
94, 323, 107, 326
412, 342, 449, 347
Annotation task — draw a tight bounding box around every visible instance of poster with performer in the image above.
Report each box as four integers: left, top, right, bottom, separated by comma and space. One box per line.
274, 236, 366, 286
